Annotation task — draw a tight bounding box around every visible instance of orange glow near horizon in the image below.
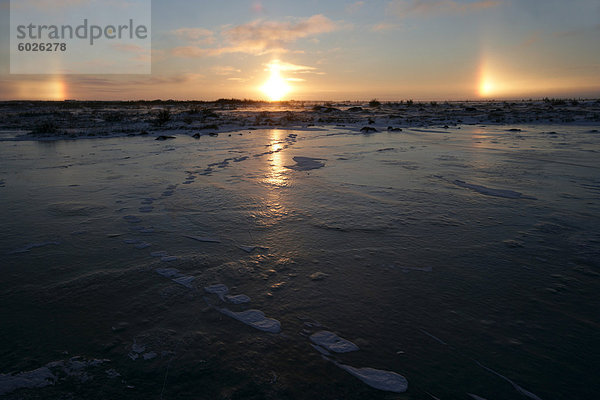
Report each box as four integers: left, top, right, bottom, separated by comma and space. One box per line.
261, 62, 291, 101
16, 77, 68, 101
478, 55, 501, 98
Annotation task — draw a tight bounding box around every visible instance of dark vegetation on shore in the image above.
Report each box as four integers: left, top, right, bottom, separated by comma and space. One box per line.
0, 98, 598, 139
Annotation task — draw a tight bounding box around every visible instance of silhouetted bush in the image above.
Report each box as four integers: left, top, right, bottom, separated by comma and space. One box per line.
32, 121, 58, 134
154, 109, 171, 126
369, 99, 381, 108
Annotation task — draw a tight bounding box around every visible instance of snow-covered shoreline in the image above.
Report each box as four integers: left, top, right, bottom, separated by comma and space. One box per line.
1, 99, 598, 141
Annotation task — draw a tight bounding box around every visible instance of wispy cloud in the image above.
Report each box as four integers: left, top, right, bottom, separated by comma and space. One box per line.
172, 14, 340, 58
371, 22, 401, 32
388, 0, 502, 17
212, 66, 242, 75
265, 60, 317, 72
346, 1, 365, 13
171, 28, 215, 45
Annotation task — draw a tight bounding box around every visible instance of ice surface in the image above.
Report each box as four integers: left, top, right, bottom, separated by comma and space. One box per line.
420, 329, 447, 345
468, 394, 488, 400
385, 264, 432, 273
453, 180, 536, 200
285, 156, 326, 171
225, 294, 251, 304
239, 245, 269, 253
151, 251, 169, 257
337, 363, 408, 393
184, 235, 221, 243
2, 101, 598, 399
135, 242, 151, 249
7, 241, 60, 254
310, 331, 359, 353
476, 361, 543, 400
161, 256, 178, 262
219, 308, 281, 333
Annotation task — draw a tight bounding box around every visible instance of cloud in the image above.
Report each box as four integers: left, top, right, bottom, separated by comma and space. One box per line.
111, 43, 147, 53
223, 14, 339, 53
265, 60, 316, 73
111, 43, 151, 62
346, 1, 365, 13
388, 0, 502, 17
212, 66, 242, 75
171, 28, 215, 45
371, 22, 401, 32
172, 14, 341, 58
554, 23, 600, 38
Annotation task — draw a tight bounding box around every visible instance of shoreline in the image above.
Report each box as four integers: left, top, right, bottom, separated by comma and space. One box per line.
0, 100, 598, 142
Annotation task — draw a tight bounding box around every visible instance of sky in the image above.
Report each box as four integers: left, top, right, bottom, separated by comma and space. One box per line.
0, 0, 599, 101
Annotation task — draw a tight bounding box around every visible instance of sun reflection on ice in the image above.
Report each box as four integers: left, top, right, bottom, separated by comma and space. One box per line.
263, 129, 288, 187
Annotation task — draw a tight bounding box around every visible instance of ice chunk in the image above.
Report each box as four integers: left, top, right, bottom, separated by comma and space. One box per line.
161, 256, 178, 262
219, 308, 281, 333
143, 352, 157, 360
0, 367, 56, 395
156, 268, 181, 278
131, 342, 145, 354
309, 272, 329, 281
151, 251, 169, 258
225, 294, 251, 304
337, 364, 408, 393
105, 369, 121, 378
285, 156, 326, 171
172, 276, 195, 288
453, 180, 536, 200
184, 235, 221, 243
204, 284, 229, 300
310, 331, 359, 353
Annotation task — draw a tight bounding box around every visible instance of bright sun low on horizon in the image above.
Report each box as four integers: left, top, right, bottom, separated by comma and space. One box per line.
261, 62, 291, 101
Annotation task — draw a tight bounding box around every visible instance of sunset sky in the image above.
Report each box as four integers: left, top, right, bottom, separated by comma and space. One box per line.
1, 0, 599, 101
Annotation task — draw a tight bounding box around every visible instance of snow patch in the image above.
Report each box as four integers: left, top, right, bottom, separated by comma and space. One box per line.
310, 331, 359, 353
219, 308, 281, 333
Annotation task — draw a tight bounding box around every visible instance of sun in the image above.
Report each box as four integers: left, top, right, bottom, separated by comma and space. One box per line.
480, 79, 495, 97
261, 63, 290, 101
